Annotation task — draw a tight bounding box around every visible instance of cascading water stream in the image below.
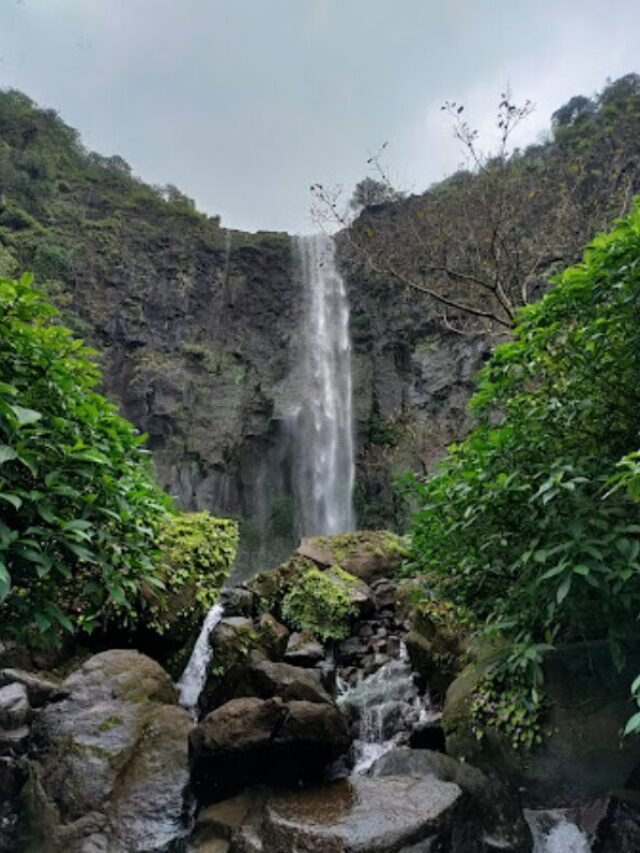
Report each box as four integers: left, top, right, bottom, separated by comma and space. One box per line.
290, 233, 355, 536
177, 603, 224, 716
338, 644, 439, 774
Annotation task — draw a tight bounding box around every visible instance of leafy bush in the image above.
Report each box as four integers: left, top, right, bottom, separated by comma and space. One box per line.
146, 511, 238, 635
407, 202, 640, 731
282, 565, 358, 641
0, 273, 172, 643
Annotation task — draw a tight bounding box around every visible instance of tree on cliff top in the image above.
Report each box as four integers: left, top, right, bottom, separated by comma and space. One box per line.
313, 75, 640, 333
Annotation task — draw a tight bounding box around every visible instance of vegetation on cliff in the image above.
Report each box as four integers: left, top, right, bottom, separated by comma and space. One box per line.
338, 74, 640, 337
407, 202, 640, 739
0, 274, 236, 646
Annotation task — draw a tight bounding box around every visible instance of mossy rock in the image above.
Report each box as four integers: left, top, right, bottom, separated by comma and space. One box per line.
134, 512, 238, 662
246, 556, 316, 617
296, 530, 407, 583
442, 641, 640, 807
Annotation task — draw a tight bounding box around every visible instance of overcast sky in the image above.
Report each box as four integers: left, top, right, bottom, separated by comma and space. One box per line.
0, 0, 639, 233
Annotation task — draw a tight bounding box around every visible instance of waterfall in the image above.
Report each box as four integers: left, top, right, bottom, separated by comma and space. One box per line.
290, 233, 355, 536
177, 603, 224, 715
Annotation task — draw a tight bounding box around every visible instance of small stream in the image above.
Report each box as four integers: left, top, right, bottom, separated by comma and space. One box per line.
176, 603, 224, 716
338, 644, 439, 773
338, 643, 591, 852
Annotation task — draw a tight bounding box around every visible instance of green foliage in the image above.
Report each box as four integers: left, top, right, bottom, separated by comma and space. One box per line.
407, 202, 640, 738
282, 566, 358, 641
0, 273, 173, 643
146, 511, 238, 634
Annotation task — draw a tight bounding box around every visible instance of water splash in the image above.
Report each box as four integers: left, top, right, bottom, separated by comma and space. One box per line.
527, 810, 591, 853
338, 646, 437, 773
177, 603, 224, 716
290, 234, 355, 536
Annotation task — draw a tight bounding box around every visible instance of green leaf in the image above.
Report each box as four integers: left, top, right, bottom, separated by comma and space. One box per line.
0, 560, 11, 601
0, 445, 18, 465
10, 405, 42, 427
0, 493, 22, 510
624, 711, 640, 737
556, 575, 572, 604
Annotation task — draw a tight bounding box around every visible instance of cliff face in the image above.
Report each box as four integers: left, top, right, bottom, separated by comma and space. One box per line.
4, 79, 640, 565
340, 250, 491, 530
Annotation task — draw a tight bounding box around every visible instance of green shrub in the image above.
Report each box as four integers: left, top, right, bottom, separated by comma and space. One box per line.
282, 566, 357, 641
146, 511, 238, 634
0, 273, 173, 643
406, 202, 640, 739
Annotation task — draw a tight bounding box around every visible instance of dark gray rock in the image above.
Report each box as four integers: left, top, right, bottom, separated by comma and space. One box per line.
284, 632, 325, 667
31, 649, 193, 851
0, 668, 68, 707
190, 695, 350, 801
370, 748, 532, 853
219, 587, 256, 618
260, 775, 464, 852
0, 725, 29, 755
0, 682, 30, 729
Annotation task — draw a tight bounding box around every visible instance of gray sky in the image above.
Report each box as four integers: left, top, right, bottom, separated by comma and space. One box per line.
0, 0, 639, 233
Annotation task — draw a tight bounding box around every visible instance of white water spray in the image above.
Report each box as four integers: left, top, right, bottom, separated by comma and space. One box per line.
177, 603, 224, 715
291, 234, 355, 535
527, 810, 591, 853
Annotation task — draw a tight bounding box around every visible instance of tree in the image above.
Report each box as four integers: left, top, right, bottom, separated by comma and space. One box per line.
313, 77, 640, 334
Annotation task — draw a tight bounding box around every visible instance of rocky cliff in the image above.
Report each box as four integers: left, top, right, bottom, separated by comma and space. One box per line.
3, 78, 640, 566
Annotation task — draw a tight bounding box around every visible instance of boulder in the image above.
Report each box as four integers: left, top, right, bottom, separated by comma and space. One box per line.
0, 682, 30, 729
241, 658, 332, 704
370, 748, 532, 853
220, 586, 256, 618
258, 775, 464, 852
297, 531, 406, 584
0, 668, 68, 707
285, 632, 325, 667
190, 695, 350, 800
443, 641, 640, 806
31, 649, 193, 851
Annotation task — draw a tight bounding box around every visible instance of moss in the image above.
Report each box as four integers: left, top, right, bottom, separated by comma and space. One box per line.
282, 566, 358, 641
97, 714, 123, 732
313, 530, 407, 564
142, 512, 238, 639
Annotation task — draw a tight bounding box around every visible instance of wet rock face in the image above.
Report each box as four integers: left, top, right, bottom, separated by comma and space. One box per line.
29, 649, 193, 852
253, 776, 465, 853
370, 748, 532, 853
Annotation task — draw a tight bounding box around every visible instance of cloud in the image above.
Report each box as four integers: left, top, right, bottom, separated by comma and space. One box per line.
0, 0, 638, 231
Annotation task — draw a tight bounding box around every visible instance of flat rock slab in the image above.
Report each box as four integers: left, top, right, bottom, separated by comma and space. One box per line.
262, 775, 463, 852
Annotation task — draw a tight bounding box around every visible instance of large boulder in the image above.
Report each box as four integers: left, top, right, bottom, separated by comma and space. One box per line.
370, 748, 532, 853
190, 695, 350, 800
443, 641, 640, 806
255, 775, 465, 852
29, 649, 193, 852
297, 531, 406, 584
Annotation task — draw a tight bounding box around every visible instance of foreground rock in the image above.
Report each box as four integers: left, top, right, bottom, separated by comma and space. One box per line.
190, 695, 350, 801
27, 649, 193, 852
237, 776, 464, 852
370, 748, 532, 853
